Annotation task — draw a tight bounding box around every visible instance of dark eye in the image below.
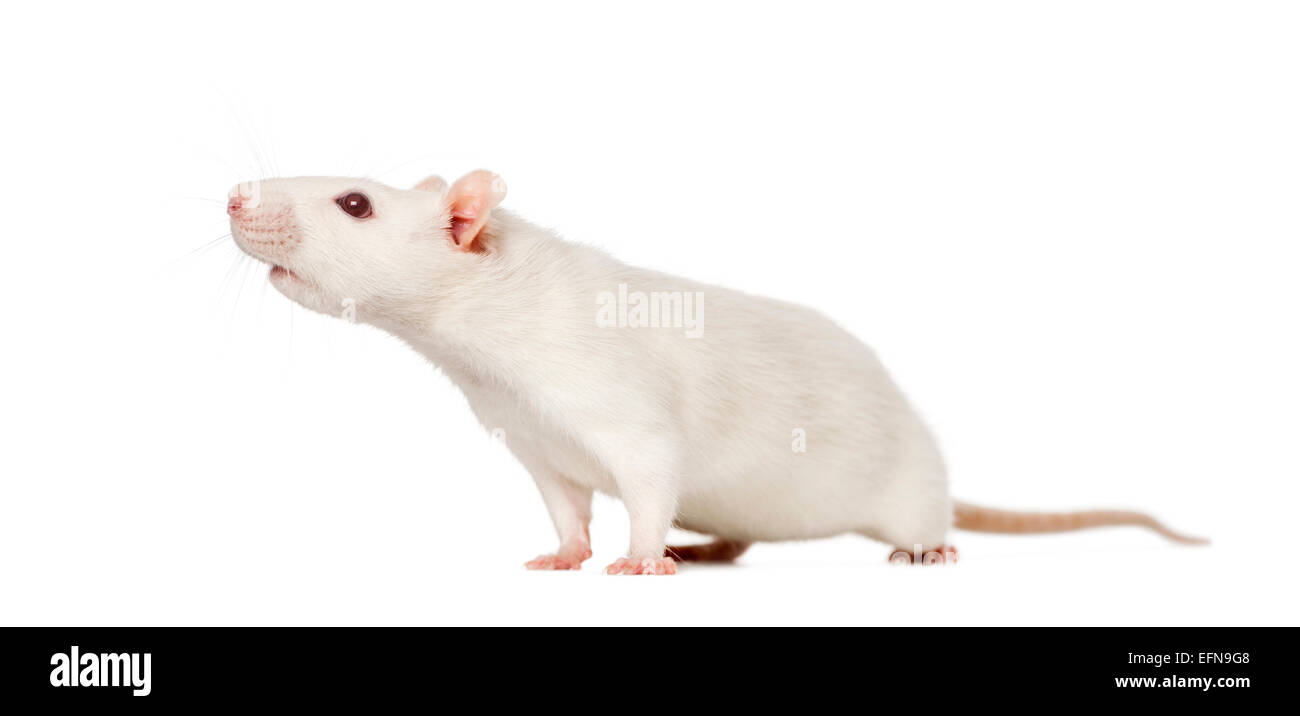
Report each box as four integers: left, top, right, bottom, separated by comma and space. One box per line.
335, 192, 373, 219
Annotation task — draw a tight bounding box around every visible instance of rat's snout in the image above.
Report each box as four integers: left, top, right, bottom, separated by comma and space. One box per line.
227, 181, 262, 215
227, 179, 302, 269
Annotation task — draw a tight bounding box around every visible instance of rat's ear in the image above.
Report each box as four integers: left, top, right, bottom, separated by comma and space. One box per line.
444, 170, 507, 250
413, 175, 447, 194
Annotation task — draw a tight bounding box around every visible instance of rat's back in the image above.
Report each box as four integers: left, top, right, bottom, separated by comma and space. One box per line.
447, 217, 953, 549
600, 260, 953, 546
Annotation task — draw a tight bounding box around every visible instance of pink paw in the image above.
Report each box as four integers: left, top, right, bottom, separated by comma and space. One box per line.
604, 556, 677, 575
524, 547, 592, 571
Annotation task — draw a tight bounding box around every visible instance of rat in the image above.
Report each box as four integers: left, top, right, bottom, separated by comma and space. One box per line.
227, 170, 1206, 575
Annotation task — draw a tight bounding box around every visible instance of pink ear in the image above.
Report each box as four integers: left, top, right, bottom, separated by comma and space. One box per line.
445, 170, 507, 250
413, 175, 447, 194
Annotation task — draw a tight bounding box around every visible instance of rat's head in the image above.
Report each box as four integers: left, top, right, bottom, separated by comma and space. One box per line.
227, 170, 506, 321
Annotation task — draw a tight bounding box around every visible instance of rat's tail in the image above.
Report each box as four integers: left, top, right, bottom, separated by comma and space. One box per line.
953, 501, 1208, 545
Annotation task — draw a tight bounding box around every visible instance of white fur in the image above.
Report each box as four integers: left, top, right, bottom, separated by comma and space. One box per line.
230, 176, 953, 564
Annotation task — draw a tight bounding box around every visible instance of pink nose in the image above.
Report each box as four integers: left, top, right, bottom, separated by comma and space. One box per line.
227, 196, 244, 215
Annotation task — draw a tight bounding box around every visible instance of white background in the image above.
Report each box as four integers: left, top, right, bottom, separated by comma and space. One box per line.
1, 1, 1296, 625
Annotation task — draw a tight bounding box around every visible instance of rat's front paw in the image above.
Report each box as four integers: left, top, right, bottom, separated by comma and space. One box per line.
524, 546, 592, 571
604, 556, 677, 575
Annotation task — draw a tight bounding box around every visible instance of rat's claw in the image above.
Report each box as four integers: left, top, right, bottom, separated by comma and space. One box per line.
604, 556, 677, 575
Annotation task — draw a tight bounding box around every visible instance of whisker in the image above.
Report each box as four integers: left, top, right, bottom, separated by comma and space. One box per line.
219, 252, 247, 301
287, 298, 295, 371
370, 153, 444, 183
232, 253, 254, 311
164, 233, 234, 272
192, 232, 233, 252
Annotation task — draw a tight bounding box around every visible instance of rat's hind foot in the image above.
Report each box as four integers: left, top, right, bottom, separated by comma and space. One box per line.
665, 538, 751, 562
605, 556, 677, 575
888, 545, 959, 565
524, 545, 593, 571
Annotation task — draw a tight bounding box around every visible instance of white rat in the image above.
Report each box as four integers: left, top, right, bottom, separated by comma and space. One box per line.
227, 170, 1205, 575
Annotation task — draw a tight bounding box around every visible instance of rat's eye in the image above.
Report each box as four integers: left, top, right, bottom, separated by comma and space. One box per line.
335, 192, 373, 219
